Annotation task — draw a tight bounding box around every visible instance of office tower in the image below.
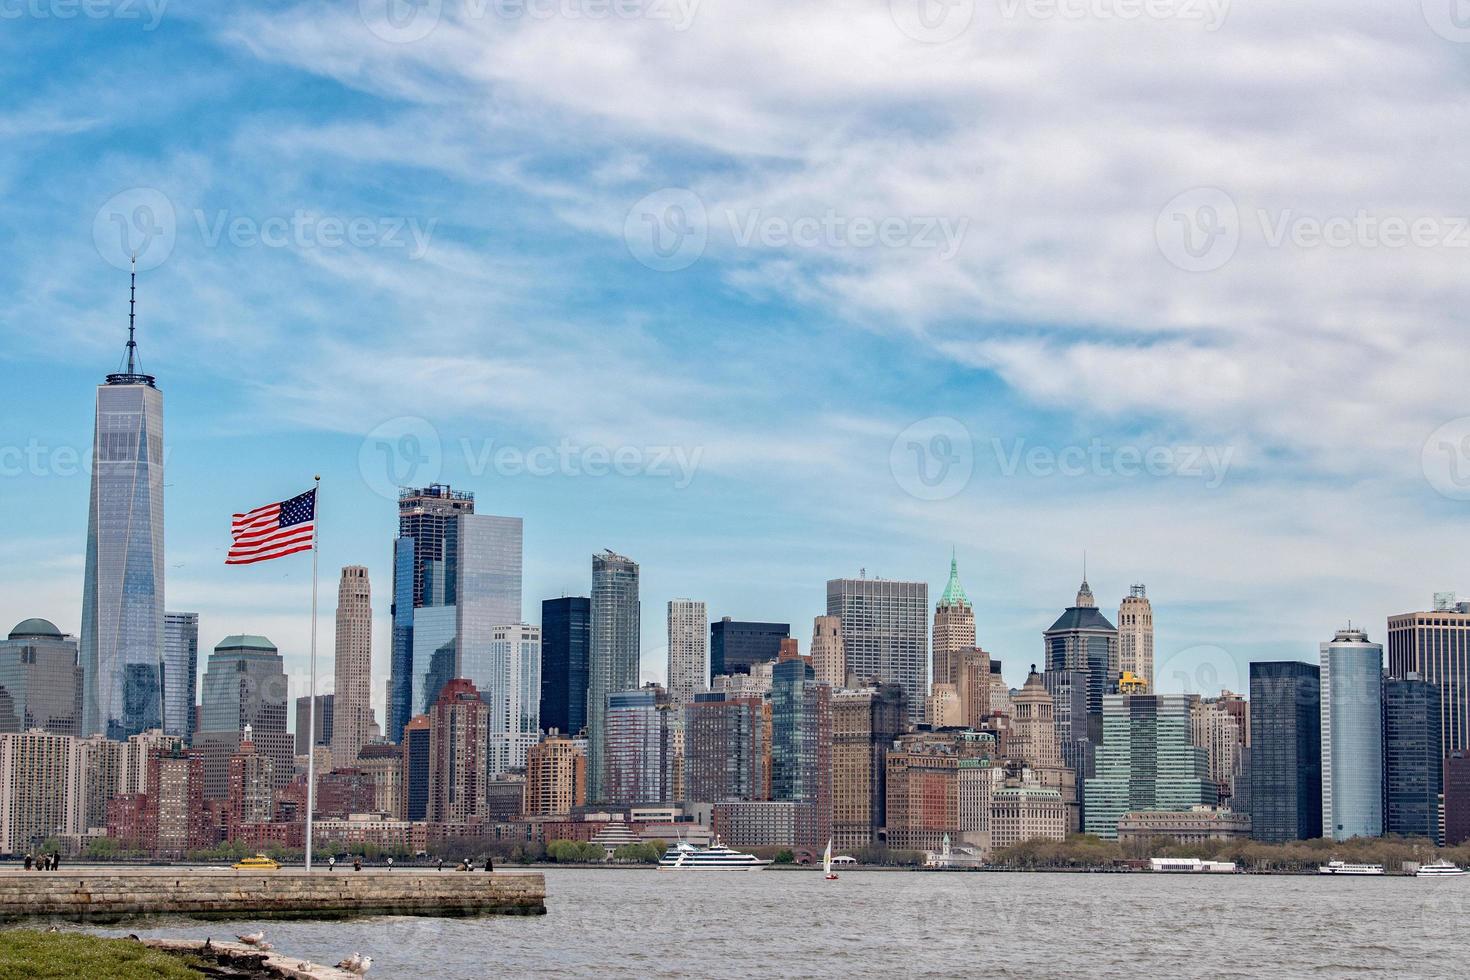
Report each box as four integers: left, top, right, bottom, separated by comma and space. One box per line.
81, 277, 165, 741
1117, 584, 1154, 691
1083, 694, 1217, 838
603, 684, 676, 805
540, 597, 591, 737
162, 612, 198, 741
226, 726, 275, 831
683, 692, 767, 805
1192, 692, 1249, 806
1387, 598, 1470, 758
293, 694, 334, 756
427, 679, 489, 823
770, 656, 833, 849
454, 512, 524, 683
411, 605, 457, 719
932, 551, 976, 690
666, 599, 708, 706
1383, 674, 1443, 840
401, 714, 432, 820
709, 618, 789, 677
389, 485, 475, 741
195, 635, 293, 798
0, 730, 73, 854
956, 649, 991, 729
332, 566, 373, 767
831, 683, 906, 850
0, 619, 83, 735
481, 624, 541, 777
810, 616, 845, 690
1044, 577, 1119, 722
524, 733, 586, 817
1447, 751, 1470, 845
1042, 669, 1094, 782
588, 550, 640, 802
826, 576, 929, 725
1249, 661, 1322, 841
1009, 667, 1061, 768
1320, 627, 1383, 841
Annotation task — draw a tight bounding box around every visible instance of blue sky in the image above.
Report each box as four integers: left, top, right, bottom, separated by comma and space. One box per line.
4, 2, 1470, 722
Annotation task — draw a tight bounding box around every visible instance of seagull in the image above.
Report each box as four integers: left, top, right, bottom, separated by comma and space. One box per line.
337, 952, 373, 974
237, 931, 265, 946
257, 941, 274, 952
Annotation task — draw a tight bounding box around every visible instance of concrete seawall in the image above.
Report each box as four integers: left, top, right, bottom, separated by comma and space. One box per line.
0, 868, 545, 923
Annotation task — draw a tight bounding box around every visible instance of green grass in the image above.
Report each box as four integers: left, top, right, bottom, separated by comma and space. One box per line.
0, 931, 205, 979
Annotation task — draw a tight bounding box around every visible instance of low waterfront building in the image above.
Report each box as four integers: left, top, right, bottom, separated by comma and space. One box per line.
990, 779, 1066, 852
1117, 806, 1251, 846
711, 799, 809, 849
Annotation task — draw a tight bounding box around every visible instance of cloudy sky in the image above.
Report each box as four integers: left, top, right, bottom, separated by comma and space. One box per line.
3, 1, 1469, 721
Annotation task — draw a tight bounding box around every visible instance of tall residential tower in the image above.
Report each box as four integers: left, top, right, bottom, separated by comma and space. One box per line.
588, 551, 640, 801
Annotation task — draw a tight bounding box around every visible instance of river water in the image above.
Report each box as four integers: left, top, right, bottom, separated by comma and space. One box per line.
98, 868, 1470, 978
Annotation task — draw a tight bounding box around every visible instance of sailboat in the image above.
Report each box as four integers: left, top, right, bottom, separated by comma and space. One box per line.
824, 839, 838, 880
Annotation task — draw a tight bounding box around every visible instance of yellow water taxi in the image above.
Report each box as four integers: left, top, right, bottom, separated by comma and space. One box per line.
232, 854, 281, 870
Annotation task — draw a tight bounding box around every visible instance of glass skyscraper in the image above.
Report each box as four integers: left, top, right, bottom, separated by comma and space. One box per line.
195, 634, 292, 798
1387, 599, 1470, 759
162, 611, 198, 741
1249, 660, 1322, 842
454, 513, 524, 690
81, 319, 165, 740
0, 619, 83, 735
540, 596, 590, 737
709, 618, 789, 677
1320, 627, 1383, 841
588, 550, 640, 802
1382, 674, 1442, 841
1043, 578, 1119, 721
1083, 693, 1217, 838
389, 485, 474, 742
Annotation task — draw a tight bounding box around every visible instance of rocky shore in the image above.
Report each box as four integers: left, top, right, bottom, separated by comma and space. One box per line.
142, 937, 358, 979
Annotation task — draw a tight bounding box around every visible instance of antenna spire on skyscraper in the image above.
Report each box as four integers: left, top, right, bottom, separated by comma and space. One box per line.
127, 253, 138, 375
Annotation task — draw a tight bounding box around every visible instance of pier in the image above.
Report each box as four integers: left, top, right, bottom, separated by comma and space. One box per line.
0, 867, 545, 923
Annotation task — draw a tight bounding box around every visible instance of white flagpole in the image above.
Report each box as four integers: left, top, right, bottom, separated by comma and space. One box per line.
305, 475, 321, 872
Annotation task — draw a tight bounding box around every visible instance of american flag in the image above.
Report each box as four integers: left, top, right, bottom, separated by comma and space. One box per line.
226, 488, 316, 565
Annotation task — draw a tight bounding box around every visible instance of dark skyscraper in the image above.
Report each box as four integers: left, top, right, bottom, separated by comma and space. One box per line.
1043, 578, 1119, 721
1382, 674, 1443, 841
81, 267, 165, 740
1249, 661, 1322, 842
401, 714, 432, 821
540, 596, 590, 736
389, 484, 474, 741
769, 653, 833, 849
1387, 600, 1470, 760
709, 618, 790, 677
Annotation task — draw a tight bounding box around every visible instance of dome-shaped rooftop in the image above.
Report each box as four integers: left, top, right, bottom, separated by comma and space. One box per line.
9, 618, 63, 640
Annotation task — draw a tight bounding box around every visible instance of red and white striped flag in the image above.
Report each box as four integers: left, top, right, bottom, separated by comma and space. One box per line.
226, 488, 316, 565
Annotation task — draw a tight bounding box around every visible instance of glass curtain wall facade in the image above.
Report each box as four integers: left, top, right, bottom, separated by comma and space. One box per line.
1320, 628, 1383, 841
825, 578, 928, 725
1383, 674, 1442, 841
82, 374, 165, 740
1387, 603, 1470, 758
588, 551, 640, 802
709, 619, 789, 677
540, 597, 590, 736
1248, 661, 1321, 841
1083, 693, 1216, 838
162, 612, 198, 741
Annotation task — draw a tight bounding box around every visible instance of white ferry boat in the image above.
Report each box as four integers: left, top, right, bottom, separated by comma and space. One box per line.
1415, 859, 1467, 878
1149, 857, 1237, 873
1317, 860, 1385, 876
657, 840, 772, 871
